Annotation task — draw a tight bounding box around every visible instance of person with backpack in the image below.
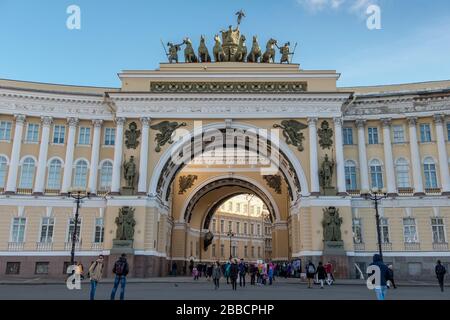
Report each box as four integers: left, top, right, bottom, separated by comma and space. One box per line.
369, 254, 390, 301
306, 261, 316, 288
238, 259, 246, 287
88, 255, 104, 300
316, 262, 327, 289
435, 260, 447, 292
110, 253, 129, 300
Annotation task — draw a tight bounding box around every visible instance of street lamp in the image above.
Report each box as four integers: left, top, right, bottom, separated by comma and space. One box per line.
362, 187, 387, 261
227, 231, 235, 260
67, 188, 91, 266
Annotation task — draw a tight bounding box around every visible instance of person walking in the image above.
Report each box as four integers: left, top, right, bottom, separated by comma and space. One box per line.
369, 254, 390, 301
316, 262, 327, 289
238, 259, 246, 287
250, 263, 256, 285
324, 261, 333, 286
268, 263, 274, 285
171, 262, 177, 276
306, 261, 316, 288
193, 266, 199, 280
230, 259, 239, 290
212, 261, 221, 290
88, 255, 104, 300
224, 260, 231, 284
386, 265, 397, 289
110, 253, 129, 300
435, 260, 447, 292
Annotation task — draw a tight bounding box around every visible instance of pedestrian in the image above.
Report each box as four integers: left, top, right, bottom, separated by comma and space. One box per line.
189, 260, 194, 276
193, 267, 199, 280
76, 261, 85, 280
386, 265, 397, 289
212, 261, 221, 290
88, 254, 104, 300
324, 261, 333, 286
110, 253, 129, 300
316, 262, 327, 289
171, 262, 177, 276
268, 263, 274, 285
207, 264, 213, 280
224, 260, 231, 284
369, 254, 390, 301
238, 259, 246, 287
435, 260, 447, 292
230, 259, 239, 290
250, 264, 256, 285
306, 261, 316, 288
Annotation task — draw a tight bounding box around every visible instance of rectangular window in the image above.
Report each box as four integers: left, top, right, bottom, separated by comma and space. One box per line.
5, 262, 20, 275
243, 204, 248, 213
94, 218, 104, 243
227, 202, 233, 211
236, 222, 240, 234
220, 244, 224, 257
53, 125, 65, 144
343, 128, 353, 145
447, 123, 450, 141
212, 220, 217, 232
352, 218, 363, 244
26, 123, 39, 142
380, 218, 390, 243
257, 224, 261, 236
256, 207, 261, 215
392, 125, 405, 144
212, 244, 216, 257
0, 121, 12, 141
403, 218, 418, 243
250, 206, 255, 214
35, 262, 49, 275
251, 246, 255, 258
345, 165, 357, 190
236, 203, 241, 212
228, 221, 232, 232
368, 127, 379, 145
11, 218, 26, 243
420, 124, 432, 142
220, 220, 224, 233
40, 217, 54, 243
258, 247, 261, 257
431, 218, 446, 244
104, 128, 115, 146
244, 246, 248, 258
78, 127, 91, 145
244, 223, 247, 235
67, 218, 81, 242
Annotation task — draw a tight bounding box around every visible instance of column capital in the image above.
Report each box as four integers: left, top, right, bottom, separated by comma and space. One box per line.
14, 114, 26, 124
67, 117, 79, 127
407, 117, 418, 127
115, 117, 126, 126
307, 117, 318, 125
433, 114, 445, 124
41, 116, 53, 127
333, 117, 343, 127
140, 117, 151, 127
381, 118, 392, 128
355, 119, 366, 128
92, 119, 103, 128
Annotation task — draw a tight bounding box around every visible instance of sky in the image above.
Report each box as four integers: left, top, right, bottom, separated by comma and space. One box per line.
0, 0, 449, 88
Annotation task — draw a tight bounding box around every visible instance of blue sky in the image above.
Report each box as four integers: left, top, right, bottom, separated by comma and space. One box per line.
0, 0, 449, 88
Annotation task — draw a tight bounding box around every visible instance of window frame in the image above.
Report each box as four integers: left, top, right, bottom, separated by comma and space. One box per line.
368, 127, 379, 145
25, 123, 40, 143
0, 121, 12, 141
343, 127, 354, 145
104, 127, 116, 146
11, 217, 27, 243
392, 125, 405, 144
403, 218, 419, 243
52, 125, 66, 145
419, 123, 432, 143
78, 127, 91, 145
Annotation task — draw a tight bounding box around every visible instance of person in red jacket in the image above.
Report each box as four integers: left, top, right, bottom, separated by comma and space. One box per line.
324, 261, 334, 285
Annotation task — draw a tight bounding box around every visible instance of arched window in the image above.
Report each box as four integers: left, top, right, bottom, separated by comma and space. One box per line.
73, 160, 88, 188
423, 157, 438, 189
47, 159, 62, 190
344, 160, 357, 190
395, 158, 410, 188
0, 156, 7, 188
370, 159, 383, 189
99, 161, 113, 190
19, 157, 35, 188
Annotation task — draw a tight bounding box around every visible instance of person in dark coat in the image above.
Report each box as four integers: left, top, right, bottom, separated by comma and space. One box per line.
230, 259, 239, 290
369, 254, 390, 300
386, 265, 397, 289
435, 260, 447, 292
316, 262, 327, 289
306, 261, 316, 288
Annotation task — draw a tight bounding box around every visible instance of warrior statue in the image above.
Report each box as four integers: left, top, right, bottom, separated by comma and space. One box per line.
123, 156, 137, 188
115, 207, 136, 241
166, 42, 184, 64
198, 35, 211, 63
319, 154, 335, 188
276, 42, 293, 64
322, 207, 343, 242
235, 9, 246, 26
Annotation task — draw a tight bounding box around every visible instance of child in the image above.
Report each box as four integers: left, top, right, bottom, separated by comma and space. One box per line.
193, 267, 199, 280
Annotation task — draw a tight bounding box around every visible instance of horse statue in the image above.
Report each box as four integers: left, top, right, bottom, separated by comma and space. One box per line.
198, 35, 211, 63
261, 38, 277, 63
184, 38, 198, 63
213, 34, 225, 62
247, 36, 261, 63
234, 35, 247, 62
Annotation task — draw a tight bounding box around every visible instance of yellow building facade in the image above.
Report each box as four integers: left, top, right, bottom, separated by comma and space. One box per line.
0, 62, 449, 279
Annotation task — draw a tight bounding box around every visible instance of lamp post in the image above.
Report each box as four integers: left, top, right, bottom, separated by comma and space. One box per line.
227, 231, 235, 260
362, 187, 387, 261
68, 188, 91, 266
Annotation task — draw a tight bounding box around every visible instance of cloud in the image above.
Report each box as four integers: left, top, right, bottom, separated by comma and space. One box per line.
297, 0, 378, 16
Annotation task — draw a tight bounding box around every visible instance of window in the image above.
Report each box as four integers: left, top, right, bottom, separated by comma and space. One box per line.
392, 125, 405, 143
47, 159, 62, 190
94, 218, 104, 243
35, 262, 49, 275
403, 218, 418, 243
420, 124, 432, 142
257, 224, 261, 236
236, 222, 240, 234
368, 127, 379, 144
220, 244, 224, 257
251, 246, 255, 258
19, 158, 35, 188
67, 217, 81, 242
370, 159, 383, 189
78, 127, 91, 145
212, 220, 217, 232
6, 262, 20, 275
395, 158, 410, 188
53, 125, 65, 144
26, 123, 39, 142
0, 121, 12, 141
244, 246, 248, 257
345, 160, 357, 190
243, 204, 248, 213
251, 223, 254, 235
236, 203, 241, 212
228, 221, 232, 232
343, 128, 353, 145
352, 218, 363, 244
227, 202, 233, 211
212, 244, 216, 257
99, 161, 113, 190
244, 223, 247, 235
447, 123, 450, 141
250, 206, 255, 214
220, 220, 224, 233
11, 218, 26, 243
40, 217, 54, 243
380, 218, 390, 243
256, 207, 261, 215
431, 218, 446, 244
0, 156, 7, 188
423, 158, 438, 189
258, 247, 261, 257
73, 160, 88, 188
232, 246, 237, 257
104, 128, 115, 146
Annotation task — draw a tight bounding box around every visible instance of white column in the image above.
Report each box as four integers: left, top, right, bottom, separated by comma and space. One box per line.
33, 116, 53, 195
381, 118, 397, 196
408, 117, 425, 196
111, 117, 126, 194
61, 118, 78, 194
138, 117, 150, 195
308, 118, 320, 196
5, 114, 26, 194
334, 118, 347, 195
434, 115, 450, 195
88, 120, 103, 195
356, 120, 370, 192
